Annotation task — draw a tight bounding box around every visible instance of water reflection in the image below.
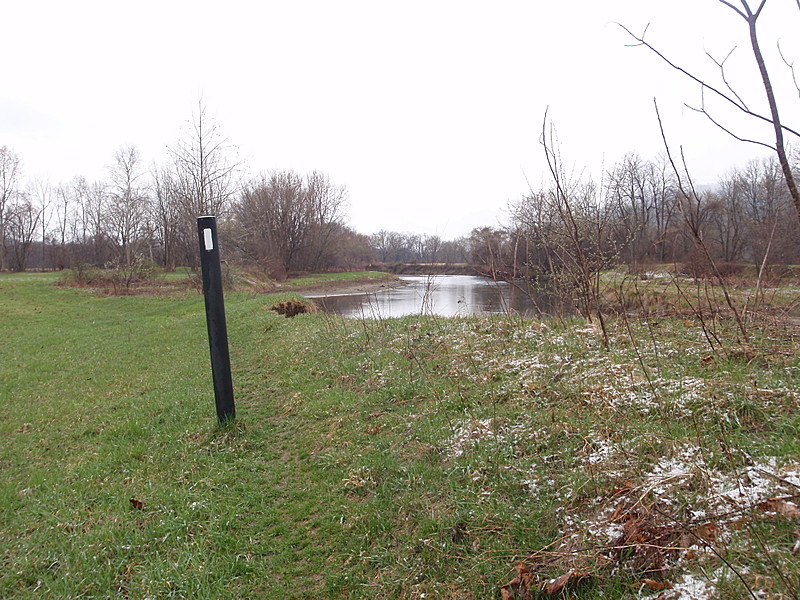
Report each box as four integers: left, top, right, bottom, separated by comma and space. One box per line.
311, 275, 545, 318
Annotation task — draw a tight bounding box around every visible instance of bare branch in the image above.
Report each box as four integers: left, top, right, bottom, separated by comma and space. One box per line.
679, 147, 702, 214
684, 103, 777, 151
718, 0, 747, 19
777, 39, 800, 100
654, 98, 751, 343
741, 1, 800, 221
724, 0, 767, 19
705, 45, 750, 110
617, 23, 800, 139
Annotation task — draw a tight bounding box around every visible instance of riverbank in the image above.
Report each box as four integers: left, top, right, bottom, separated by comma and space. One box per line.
276, 270, 408, 298
1, 273, 798, 599
293, 278, 408, 298
366, 262, 477, 275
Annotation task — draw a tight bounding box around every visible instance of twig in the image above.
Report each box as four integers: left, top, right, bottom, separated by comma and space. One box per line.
649, 504, 760, 600
617, 23, 800, 139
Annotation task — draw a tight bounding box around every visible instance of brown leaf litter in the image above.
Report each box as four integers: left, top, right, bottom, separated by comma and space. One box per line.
500, 469, 800, 598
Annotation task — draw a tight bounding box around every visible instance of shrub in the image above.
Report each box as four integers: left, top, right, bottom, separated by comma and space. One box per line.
59, 257, 162, 294
59, 262, 101, 286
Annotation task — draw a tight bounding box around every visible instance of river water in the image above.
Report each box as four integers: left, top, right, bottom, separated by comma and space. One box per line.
310, 275, 547, 318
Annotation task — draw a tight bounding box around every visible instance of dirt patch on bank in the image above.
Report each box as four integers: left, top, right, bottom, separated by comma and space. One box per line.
289, 278, 409, 299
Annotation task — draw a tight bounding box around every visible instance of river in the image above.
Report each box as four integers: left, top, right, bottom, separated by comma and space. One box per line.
309, 275, 548, 318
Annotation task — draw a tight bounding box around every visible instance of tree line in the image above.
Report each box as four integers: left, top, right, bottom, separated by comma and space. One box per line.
471, 151, 800, 281
3, 98, 799, 282
0, 104, 375, 277
2, 134, 798, 280
1, 101, 484, 277
0, 105, 484, 278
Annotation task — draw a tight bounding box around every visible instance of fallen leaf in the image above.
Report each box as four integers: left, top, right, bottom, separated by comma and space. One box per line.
545, 571, 575, 595
694, 522, 719, 541
500, 563, 536, 600
129, 498, 144, 510
678, 532, 695, 549
609, 501, 636, 523
610, 479, 637, 497
700, 355, 714, 365
544, 571, 588, 595
641, 578, 673, 591
758, 498, 800, 519
621, 518, 648, 544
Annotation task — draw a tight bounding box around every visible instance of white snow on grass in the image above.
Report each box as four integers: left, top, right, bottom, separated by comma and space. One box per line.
641, 572, 717, 600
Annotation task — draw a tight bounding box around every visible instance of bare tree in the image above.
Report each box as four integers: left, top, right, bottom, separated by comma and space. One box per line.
468, 226, 514, 279
370, 231, 451, 264
169, 99, 239, 265
605, 153, 679, 267
30, 178, 53, 270
234, 170, 304, 277
371, 230, 410, 262
301, 171, 349, 270
84, 179, 110, 265
738, 157, 797, 263
67, 176, 92, 249
539, 115, 615, 338
150, 164, 182, 270
232, 170, 349, 277
654, 101, 752, 342
53, 184, 71, 268
707, 172, 747, 263
304, 222, 374, 272
107, 145, 150, 265
436, 238, 470, 264
0, 146, 21, 271
606, 153, 656, 267
6, 192, 42, 272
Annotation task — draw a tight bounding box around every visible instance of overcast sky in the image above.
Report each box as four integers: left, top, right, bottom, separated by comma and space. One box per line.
3, 1, 799, 239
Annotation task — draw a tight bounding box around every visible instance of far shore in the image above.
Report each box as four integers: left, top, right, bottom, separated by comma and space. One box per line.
280, 275, 410, 299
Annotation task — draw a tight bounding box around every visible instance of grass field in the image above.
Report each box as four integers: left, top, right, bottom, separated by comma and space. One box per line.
1, 272, 799, 599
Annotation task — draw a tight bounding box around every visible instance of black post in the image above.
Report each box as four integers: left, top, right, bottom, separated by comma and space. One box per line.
197, 216, 235, 423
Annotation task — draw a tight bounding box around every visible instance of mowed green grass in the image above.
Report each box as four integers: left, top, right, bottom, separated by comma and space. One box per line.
0, 274, 317, 598
1, 273, 799, 599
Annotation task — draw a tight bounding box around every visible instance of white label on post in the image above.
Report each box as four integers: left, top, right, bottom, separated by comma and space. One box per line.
203, 228, 214, 251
